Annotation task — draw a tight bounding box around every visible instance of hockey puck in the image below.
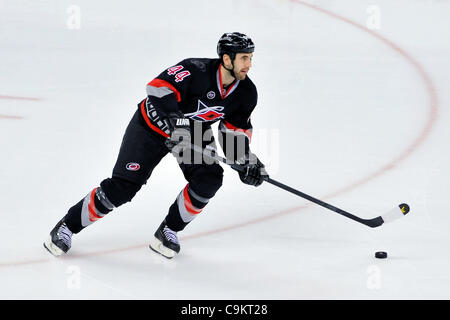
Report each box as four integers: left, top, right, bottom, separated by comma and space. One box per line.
375, 251, 388, 259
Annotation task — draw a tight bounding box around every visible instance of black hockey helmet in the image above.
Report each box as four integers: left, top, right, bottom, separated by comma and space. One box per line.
217, 32, 255, 61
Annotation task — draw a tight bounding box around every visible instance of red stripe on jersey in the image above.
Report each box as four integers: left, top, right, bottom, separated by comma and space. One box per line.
223, 120, 252, 142
140, 99, 170, 138
147, 78, 182, 102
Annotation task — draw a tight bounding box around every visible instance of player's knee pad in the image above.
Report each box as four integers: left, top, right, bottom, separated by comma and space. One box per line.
100, 177, 142, 207
188, 164, 224, 199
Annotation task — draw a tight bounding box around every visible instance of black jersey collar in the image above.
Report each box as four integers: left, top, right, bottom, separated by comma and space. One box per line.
216, 67, 240, 99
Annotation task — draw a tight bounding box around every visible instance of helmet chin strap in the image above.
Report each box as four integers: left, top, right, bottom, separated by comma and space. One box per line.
224, 63, 236, 80
221, 54, 237, 80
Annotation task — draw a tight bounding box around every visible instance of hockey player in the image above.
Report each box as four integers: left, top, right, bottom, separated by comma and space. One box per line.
44, 32, 268, 259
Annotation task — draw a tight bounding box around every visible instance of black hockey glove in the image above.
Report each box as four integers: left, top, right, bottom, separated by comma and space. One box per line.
237, 154, 268, 187
164, 112, 191, 157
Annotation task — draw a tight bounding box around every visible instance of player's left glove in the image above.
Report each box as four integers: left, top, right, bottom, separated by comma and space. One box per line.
237, 153, 268, 187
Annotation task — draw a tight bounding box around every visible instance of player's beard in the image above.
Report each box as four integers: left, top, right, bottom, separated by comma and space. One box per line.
234, 68, 249, 80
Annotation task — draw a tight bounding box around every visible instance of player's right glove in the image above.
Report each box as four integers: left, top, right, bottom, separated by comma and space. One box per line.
237, 153, 268, 187
163, 112, 191, 158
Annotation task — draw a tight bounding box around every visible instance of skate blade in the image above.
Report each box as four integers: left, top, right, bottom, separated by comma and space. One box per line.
149, 237, 177, 259
43, 236, 64, 257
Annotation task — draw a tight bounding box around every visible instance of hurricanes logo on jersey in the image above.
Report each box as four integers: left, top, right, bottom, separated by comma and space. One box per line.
184, 99, 224, 122
126, 163, 141, 171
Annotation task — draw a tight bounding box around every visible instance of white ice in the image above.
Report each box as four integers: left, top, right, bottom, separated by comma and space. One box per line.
1, 0, 450, 299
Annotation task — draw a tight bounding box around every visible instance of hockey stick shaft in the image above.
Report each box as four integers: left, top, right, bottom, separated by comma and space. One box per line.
187, 143, 385, 228
263, 177, 383, 227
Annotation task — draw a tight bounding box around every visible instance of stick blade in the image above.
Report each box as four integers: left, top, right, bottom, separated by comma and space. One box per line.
380, 203, 410, 224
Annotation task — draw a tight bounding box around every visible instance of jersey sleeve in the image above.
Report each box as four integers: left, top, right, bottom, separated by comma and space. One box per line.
218, 86, 257, 162
146, 60, 194, 118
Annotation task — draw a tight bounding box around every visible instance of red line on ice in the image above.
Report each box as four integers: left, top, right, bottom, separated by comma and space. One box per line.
0, 1, 438, 267
0, 95, 42, 120
0, 114, 23, 120
0, 95, 41, 101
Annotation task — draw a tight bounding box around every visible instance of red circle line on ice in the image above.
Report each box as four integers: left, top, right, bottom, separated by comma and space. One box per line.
0, 1, 438, 267
0, 95, 42, 120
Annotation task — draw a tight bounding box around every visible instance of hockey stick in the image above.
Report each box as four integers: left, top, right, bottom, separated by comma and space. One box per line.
186, 143, 410, 228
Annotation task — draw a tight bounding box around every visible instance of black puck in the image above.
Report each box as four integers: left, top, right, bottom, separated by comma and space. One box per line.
375, 251, 387, 259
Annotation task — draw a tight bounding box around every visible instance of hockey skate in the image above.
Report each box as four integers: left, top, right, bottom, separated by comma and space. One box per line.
43, 219, 73, 257
149, 220, 180, 259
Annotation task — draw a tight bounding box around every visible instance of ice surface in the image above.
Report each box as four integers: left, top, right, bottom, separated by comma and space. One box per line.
1, 0, 450, 299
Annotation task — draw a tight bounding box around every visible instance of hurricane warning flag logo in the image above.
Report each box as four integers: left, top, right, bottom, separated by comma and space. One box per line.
184, 99, 224, 122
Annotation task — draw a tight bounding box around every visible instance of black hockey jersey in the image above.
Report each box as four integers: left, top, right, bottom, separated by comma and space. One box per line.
137, 58, 257, 152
